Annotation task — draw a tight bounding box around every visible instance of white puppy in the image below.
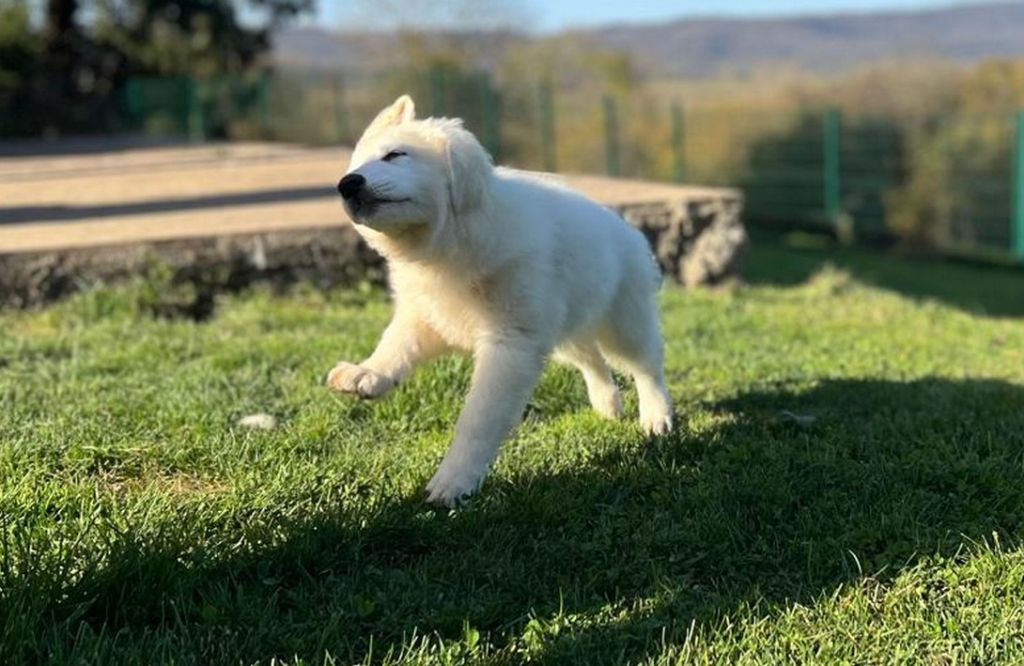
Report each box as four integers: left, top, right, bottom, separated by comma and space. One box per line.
328, 95, 673, 506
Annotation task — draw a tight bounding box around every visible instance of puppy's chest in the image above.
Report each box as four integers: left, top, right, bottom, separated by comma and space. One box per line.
400, 272, 494, 350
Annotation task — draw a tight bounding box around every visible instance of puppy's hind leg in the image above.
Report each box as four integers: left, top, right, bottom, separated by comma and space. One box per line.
555, 340, 623, 419
599, 296, 673, 436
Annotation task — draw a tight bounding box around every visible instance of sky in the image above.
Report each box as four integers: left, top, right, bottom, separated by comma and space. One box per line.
320, 0, 1005, 32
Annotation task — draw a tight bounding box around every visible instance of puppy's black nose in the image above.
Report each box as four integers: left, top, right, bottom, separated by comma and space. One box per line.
337, 173, 365, 200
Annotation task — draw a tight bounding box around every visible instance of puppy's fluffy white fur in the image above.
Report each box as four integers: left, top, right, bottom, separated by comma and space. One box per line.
328, 95, 673, 506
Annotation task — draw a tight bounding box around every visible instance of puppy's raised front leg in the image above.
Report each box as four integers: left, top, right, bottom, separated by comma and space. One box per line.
327, 313, 446, 399
426, 338, 546, 506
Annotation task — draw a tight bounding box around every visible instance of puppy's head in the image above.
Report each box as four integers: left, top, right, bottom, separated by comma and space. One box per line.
339, 95, 493, 237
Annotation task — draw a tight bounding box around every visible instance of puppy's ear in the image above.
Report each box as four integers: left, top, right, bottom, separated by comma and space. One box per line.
365, 95, 416, 136
445, 122, 493, 215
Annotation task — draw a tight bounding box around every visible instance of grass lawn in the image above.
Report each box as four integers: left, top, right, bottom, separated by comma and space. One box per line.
2, 236, 1024, 664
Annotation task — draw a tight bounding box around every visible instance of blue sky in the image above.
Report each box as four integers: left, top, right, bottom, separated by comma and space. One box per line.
319, 0, 1002, 32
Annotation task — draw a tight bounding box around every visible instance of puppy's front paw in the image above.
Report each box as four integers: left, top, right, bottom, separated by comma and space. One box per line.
425, 461, 486, 508
325, 362, 394, 399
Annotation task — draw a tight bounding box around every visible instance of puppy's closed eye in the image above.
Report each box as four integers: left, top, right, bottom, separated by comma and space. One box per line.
382, 150, 407, 162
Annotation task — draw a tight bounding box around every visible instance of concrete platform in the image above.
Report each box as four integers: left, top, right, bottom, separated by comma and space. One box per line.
0, 143, 745, 306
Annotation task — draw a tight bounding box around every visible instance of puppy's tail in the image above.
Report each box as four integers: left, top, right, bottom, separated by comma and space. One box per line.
624, 215, 666, 291
644, 245, 665, 291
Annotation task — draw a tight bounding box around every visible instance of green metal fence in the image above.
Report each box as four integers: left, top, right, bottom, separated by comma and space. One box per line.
122, 75, 271, 141
721, 109, 906, 238
117, 71, 1024, 264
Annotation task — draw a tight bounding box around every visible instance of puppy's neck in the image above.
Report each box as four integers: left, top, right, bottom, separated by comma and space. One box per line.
375, 206, 494, 266
356, 223, 431, 262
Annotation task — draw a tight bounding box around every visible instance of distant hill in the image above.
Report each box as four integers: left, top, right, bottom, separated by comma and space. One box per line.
275, 2, 1024, 77
583, 1, 1024, 76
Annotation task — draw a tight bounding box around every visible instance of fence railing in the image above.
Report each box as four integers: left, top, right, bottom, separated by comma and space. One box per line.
116, 71, 1024, 264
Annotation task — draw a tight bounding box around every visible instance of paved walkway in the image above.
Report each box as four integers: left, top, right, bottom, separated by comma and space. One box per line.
0, 143, 732, 254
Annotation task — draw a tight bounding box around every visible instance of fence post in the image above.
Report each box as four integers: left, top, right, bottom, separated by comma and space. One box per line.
539, 80, 557, 172
603, 95, 620, 177
479, 73, 502, 162
823, 108, 842, 231
258, 70, 272, 138
671, 102, 685, 183
186, 77, 204, 142
123, 79, 142, 131
333, 74, 349, 144
1013, 109, 1024, 261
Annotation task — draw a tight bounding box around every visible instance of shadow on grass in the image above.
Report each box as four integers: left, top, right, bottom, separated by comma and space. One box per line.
7, 377, 1024, 663
745, 231, 1024, 318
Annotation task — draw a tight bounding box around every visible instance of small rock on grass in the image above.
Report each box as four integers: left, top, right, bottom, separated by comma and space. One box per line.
237, 413, 278, 430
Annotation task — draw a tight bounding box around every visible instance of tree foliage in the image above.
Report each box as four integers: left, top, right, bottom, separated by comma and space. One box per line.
0, 0, 314, 136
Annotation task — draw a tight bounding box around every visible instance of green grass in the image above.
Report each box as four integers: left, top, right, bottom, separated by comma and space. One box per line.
3, 238, 1024, 664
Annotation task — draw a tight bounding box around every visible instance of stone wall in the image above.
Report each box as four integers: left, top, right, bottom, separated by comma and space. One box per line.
0, 194, 745, 308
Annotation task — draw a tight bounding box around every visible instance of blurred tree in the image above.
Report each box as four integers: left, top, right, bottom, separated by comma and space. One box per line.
92, 0, 314, 78
0, 1, 42, 134
0, 0, 315, 136
40, 0, 93, 132
338, 0, 526, 159
957, 60, 1024, 113
889, 61, 1024, 249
